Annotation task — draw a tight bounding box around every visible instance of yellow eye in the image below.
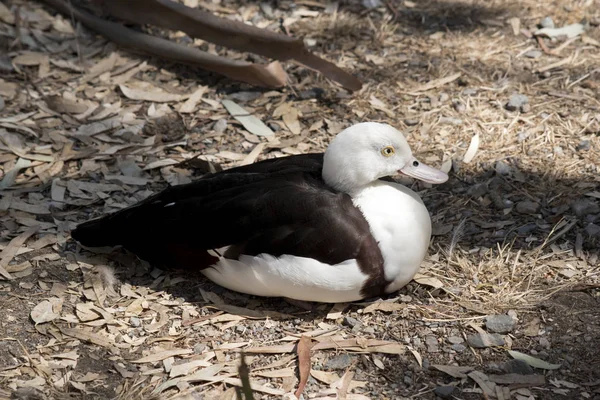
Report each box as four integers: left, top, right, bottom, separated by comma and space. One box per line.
381, 146, 395, 157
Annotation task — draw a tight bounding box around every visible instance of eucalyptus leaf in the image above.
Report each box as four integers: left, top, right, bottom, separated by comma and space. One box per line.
508, 350, 561, 370
221, 99, 274, 137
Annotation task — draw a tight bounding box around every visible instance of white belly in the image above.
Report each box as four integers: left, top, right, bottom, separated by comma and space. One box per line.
202, 255, 368, 303
201, 180, 432, 302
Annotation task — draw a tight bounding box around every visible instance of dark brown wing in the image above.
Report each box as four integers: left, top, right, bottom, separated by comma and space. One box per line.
72, 153, 387, 296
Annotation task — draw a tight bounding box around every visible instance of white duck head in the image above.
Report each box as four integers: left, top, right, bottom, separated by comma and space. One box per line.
322, 122, 448, 193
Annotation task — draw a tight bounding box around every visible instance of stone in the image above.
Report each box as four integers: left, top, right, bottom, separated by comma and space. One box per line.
325, 354, 354, 370
228, 91, 261, 102
194, 343, 207, 354
462, 88, 477, 96
298, 88, 324, 100
576, 140, 591, 152
539, 16, 555, 29
502, 359, 534, 375
342, 316, 361, 328
439, 93, 449, 102
451, 343, 466, 353
539, 337, 551, 349
466, 333, 505, 348
362, 0, 382, 8
453, 101, 466, 113
129, 316, 141, 327
516, 200, 541, 214
524, 50, 542, 58
425, 336, 439, 352
572, 199, 600, 217
0, 96, 4, 112
495, 161, 512, 175
213, 119, 227, 133
236, 325, 245, 333
486, 314, 516, 333
447, 336, 464, 344
434, 386, 456, 398
506, 94, 529, 111
404, 118, 419, 126
585, 223, 600, 236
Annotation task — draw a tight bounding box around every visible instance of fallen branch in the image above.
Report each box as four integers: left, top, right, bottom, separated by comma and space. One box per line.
40, 0, 288, 88
40, 0, 362, 90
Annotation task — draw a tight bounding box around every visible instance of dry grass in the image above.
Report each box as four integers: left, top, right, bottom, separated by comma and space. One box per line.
0, 0, 599, 398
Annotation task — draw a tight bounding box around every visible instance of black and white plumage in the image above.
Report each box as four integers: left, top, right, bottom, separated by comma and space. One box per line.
72, 122, 448, 302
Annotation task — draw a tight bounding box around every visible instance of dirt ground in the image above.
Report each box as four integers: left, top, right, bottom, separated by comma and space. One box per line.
1, 0, 599, 399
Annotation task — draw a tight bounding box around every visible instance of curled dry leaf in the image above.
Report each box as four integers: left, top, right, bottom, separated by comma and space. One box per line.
463, 134, 480, 163
31, 298, 62, 324
413, 273, 444, 289
295, 336, 313, 398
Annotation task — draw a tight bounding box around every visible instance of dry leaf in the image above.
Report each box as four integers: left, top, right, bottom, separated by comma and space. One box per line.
463, 133, 480, 163
0, 226, 40, 280
221, 100, 274, 137
31, 299, 62, 324
508, 350, 561, 370
413, 273, 444, 289
132, 349, 193, 364
120, 81, 185, 102
410, 72, 462, 93
179, 86, 207, 113
295, 336, 313, 398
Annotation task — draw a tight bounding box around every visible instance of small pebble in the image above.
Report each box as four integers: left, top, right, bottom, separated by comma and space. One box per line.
213, 119, 227, 133
451, 343, 466, 353
495, 160, 512, 175
553, 146, 564, 156
516, 200, 541, 214
506, 94, 529, 112
585, 223, 600, 236
194, 343, 206, 354
539, 16, 555, 29
539, 337, 551, 349
236, 325, 245, 334
576, 140, 591, 152
502, 359, 534, 375
228, 91, 261, 102
453, 101, 466, 113
0, 97, 4, 112
520, 103, 531, 113
572, 199, 600, 217
462, 88, 477, 96
425, 336, 439, 352
439, 93, 450, 102
325, 354, 354, 370
362, 0, 382, 8
434, 386, 456, 398
466, 333, 505, 348
362, 326, 375, 334
486, 314, 516, 333
447, 336, 464, 344
298, 88, 324, 100
129, 317, 141, 327
404, 118, 419, 126
342, 316, 361, 328
517, 131, 530, 142
524, 50, 542, 59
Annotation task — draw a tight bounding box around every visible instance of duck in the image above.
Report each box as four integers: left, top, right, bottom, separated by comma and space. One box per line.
71, 122, 448, 303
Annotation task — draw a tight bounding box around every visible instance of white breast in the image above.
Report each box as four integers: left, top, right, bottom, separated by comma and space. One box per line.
352, 180, 432, 293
